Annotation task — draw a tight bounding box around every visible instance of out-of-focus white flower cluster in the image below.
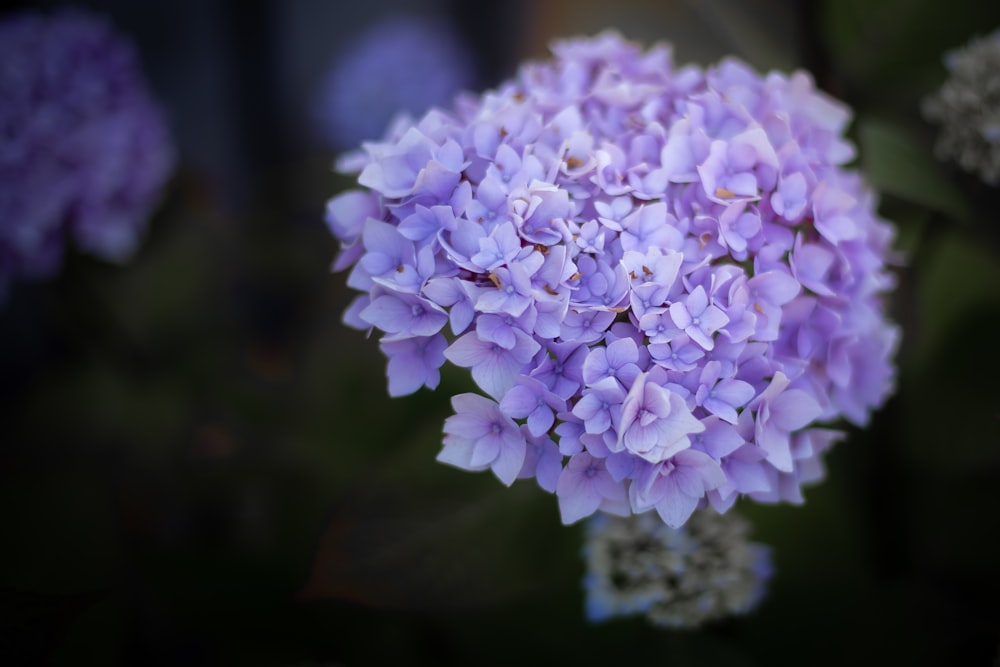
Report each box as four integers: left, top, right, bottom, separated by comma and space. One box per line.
582, 508, 772, 627
923, 30, 1000, 186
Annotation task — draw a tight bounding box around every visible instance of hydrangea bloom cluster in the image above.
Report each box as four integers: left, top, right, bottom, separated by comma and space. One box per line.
582, 509, 772, 626
922, 30, 1000, 186
313, 16, 474, 149
0, 9, 174, 300
326, 32, 899, 528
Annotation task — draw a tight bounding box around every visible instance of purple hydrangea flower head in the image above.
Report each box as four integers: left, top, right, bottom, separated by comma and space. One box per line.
922, 29, 1000, 186
582, 509, 773, 627
326, 32, 900, 527
0, 9, 175, 300
313, 16, 475, 149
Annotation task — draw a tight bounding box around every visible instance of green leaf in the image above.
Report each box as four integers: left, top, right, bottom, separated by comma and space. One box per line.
907, 228, 1000, 368
820, 0, 1000, 91
858, 117, 971, 222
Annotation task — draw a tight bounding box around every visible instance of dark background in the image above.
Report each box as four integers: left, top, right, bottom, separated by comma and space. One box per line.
2, 0, 1000, 665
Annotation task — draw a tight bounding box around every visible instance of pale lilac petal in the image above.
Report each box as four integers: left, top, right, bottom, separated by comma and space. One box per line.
771, 389, 823, 432
471, 437, 501, 468
491, 432, 527, 486
443, 332, 491, 367
527, 407, 555, 437
654, 477, 700, 528
437, 437, 481, 471
556, 454, 605, 524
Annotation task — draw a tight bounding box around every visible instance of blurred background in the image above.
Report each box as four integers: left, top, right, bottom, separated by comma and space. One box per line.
2, 0, 1000, 664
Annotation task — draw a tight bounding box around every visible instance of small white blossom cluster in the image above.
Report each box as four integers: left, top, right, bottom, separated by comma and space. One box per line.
582, 508, 772, 627
923, 30, 1000, 185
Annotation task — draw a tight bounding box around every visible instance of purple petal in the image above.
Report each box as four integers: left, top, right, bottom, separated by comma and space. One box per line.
444, 332, 491, 367
491, 432, 527, 486
604, 336, 638, 369
771, 389, 823, 432
499, 383, 540, 419
527, 406, 555, 437
653, 477, 699, 528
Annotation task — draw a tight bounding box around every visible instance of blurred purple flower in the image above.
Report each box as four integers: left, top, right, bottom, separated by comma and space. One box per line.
0, 9, 175, 300
313, 16, 475, 149
326, 32, 900, 528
